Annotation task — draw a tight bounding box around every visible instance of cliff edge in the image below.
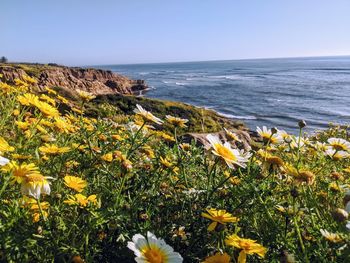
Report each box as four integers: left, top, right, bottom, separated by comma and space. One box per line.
0, 63, 148, 95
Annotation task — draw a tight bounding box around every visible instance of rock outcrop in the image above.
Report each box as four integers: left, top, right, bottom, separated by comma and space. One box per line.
0, 63, 148, 95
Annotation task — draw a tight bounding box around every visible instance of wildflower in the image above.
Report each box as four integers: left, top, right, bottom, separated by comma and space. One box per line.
0, 156, 9, 166
159, 132, 175, 142
40, 94, 56, 106
22, 75, 37, 84
76, 89, 96, 102
16, 121, 31, 130
21, 174, 52, 199
225, 234, 267, 263
325, 149, 349, 161
22, 197, 49, 222
4, 162, 41, 184
0, 136, 15, 153
166, 115, 188, 128
179, 143, 191, 151
101, 153, 114, 162
39, 144, 71, 155
160, 156, 179, 174
320, 229, 342, 243
206, 134, 250, 169
64, 194, 97, 207
134, 104, 163, 125
111, 134, 124, 141
202, 208, 239, 231
57, 95, 69, 104
35, 100, 60, 118
127, 231, 183, 263
202, 252, 231, 263
172, 226, 187, 241
224, 171, 241, 185
45, 87, 57, 95
296, 170, 315, 185
17, 93, 39, 106
224, 128, 241, 142
332, 208, 348, 222
256, 126, 282, 145
328, 138, 350, 152
64, 175, 87, 192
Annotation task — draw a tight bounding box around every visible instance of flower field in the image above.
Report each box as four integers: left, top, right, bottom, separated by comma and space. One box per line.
0, 74, 349, 262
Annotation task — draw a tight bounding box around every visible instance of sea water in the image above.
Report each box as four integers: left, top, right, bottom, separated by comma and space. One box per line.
97, 56, 350, 134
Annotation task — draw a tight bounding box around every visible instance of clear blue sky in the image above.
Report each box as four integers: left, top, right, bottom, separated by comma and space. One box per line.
2, 0, 350, 65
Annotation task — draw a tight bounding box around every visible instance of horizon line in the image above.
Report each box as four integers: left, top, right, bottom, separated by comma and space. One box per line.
88, 54, 350, 67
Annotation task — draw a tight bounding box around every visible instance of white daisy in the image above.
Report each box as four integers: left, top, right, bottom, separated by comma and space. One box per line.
256, 126, 282, 145
0, 156, 9, 166
127, 231, 183, 263
134, 104, 163, 125
328, 138, 350, 152
206, 134, 250, 169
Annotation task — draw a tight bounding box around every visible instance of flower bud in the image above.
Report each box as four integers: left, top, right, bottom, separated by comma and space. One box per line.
298, 120, 307, 129
332, 208, 348, 222
271, 127, 278, 134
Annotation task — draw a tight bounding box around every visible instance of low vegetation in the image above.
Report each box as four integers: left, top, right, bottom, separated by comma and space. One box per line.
0, 74, 349, 262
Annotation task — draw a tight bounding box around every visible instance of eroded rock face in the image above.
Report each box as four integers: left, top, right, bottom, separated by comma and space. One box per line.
182, 129, 258, 151
0, 64, 148, 95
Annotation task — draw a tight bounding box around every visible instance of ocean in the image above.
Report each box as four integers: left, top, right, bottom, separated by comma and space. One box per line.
96, 56, 350, 134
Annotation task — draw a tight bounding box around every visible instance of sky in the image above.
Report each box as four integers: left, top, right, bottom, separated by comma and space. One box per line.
2, 0, 350, 65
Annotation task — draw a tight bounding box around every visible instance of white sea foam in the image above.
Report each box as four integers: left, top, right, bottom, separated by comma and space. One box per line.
217, 112, 257, 120
175, 82, 187, 86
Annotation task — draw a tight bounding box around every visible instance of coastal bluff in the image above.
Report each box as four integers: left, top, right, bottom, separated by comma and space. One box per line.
0, 63, 148, 95
0, 63, 257, 144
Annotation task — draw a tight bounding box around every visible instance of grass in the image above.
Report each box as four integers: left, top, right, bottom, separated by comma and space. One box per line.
0, 74, 349, 262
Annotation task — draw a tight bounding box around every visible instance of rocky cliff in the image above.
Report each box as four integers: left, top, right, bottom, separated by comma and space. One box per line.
0, 63, 148, 95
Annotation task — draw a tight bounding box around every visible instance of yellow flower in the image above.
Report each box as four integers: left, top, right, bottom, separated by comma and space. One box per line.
16, 121, 31, 130
328, 137, 350, 152
0, 82, 15, 94
320, 229, 342, 243
21, 174, 52, 199
202, 208, 239, 231
64, 175, 87, 192
35, 100, 60, 118
134, 104, 163, 125
166, 115, 188, 128
256, 126, 282, 145
225, 234, 267, 263
64, 194, 97, 207
0, 137, 15, 153
101, 152, 114, 162
39, 144, 71, 155
224, 171, 241, 185
76, 89, 96, 102
21, 197, 49, 222
224, 128, 241, 142
111, 134, 124, 141
45, 87, 57, 95
57, 95, 69, 104
17, 93, 39, 106
206, 134, 250, 169
40, 94, 56, 106
3, 162, 41, 184
325, 149, 349, 161
202, 252, 231, 263
22, 75, 37, 84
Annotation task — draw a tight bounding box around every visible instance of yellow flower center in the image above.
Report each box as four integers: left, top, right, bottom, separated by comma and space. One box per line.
26, 174, 45, 182
144, 248, 165, 263
215, 144, 236, 161
331, 143, 346, 151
